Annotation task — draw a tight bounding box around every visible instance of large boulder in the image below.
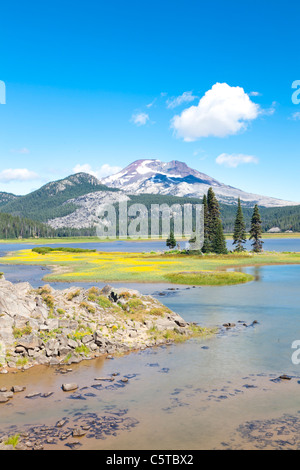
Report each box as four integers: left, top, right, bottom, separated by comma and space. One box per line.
16, 335, 41, 351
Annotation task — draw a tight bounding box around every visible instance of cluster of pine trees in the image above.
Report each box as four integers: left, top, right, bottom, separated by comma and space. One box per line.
166, 188, 264, 254
202, 190, 264, 254
233, 198, 264, 253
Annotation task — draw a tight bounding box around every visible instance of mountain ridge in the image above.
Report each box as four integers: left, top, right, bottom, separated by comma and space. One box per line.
102, 159, 299, 208
0, 160, 299, 232
0, 173, 119, 222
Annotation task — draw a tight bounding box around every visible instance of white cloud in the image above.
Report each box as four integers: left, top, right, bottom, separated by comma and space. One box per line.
146, 99, 156, 108
290, 111, 300, 121
248, 91, 262, 97
0, 168, 38, 182
167, 91, 198, 109
261, 101, 277, 116
216, 153, 259, 168
131, 112, 150, 126
171, 82, 260, 142
73, 163, 122, 180
10, 147, 30, 154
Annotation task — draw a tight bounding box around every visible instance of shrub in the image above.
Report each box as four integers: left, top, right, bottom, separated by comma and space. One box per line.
37, 285, 52, 295
149, 307, 166, 317
97, 296, 112, 308
80, 302, 96, 314
127, 298, 144, 309
75, 344, 90, 356
66, 289, 81, 301
71, 327, 93, 342
119, 291, 131, 300
42, 294, 55, 309
13, 323, 32, 339
88, 286, 100, 295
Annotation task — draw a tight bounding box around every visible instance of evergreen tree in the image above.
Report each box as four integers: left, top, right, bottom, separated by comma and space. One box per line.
207, 188, 221, 241
166, 230, 176, 249
207, 188, 227, 253
201, 194, 211, 253
249, 204, 264, 253
233, 198, 247, 252
212, 219, 228, 254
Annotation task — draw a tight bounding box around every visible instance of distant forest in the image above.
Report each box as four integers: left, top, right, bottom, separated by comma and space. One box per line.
0, 193, 299, 239
0, 213, 56, 239
127, 195, 300, 233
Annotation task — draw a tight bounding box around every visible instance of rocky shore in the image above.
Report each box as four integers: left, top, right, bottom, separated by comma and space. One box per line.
0, 276, 210, 374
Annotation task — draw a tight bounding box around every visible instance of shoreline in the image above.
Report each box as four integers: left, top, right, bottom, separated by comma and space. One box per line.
0, 277, 216, 376
0, 233, 299, 245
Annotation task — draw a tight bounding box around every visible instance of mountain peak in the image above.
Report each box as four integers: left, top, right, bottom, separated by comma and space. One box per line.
102, 159, 299, 208
40, 172, 102, 196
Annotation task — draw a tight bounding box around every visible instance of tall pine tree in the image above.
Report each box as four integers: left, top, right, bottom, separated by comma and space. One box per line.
201, 194, 211, 253
233, 198, 247, 252
213, 219, 228, 254
249, 204, 264, 253
207, 188, 227, 254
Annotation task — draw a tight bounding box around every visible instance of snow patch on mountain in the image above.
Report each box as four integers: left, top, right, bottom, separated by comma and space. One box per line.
102, 159, 299, 208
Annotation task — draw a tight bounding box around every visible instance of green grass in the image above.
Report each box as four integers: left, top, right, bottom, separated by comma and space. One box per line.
3, 249, 300, 286
97, 295, 113, 308
32, 247, 97, 254
149, 324, 217, 344
4, 434, 20, 448
16, 357, 29, 367
165, 270, 254, 286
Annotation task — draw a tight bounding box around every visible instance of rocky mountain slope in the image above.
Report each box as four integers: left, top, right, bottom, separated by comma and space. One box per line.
48, 191, 130, 229
0, 173, 119, 222
102, 159, 299, 208
0, 192, 19, 208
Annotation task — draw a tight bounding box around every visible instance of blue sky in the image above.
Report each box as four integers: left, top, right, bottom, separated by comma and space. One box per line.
0, 0, 299, 201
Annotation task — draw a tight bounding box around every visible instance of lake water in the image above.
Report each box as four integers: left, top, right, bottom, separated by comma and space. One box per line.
0, 237, 300, 256
0, 239, 299, 449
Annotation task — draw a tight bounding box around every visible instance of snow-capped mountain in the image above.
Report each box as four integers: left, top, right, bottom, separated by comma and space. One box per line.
102, 159, 299, 207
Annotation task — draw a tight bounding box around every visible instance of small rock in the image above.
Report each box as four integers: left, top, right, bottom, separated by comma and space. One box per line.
56, 419, 68, 428
62, 383, 78, 392
72, 427, 86, 438
25, 392, 41, 399
11, 385, 26, 393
